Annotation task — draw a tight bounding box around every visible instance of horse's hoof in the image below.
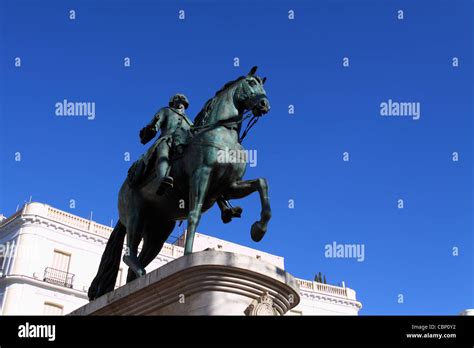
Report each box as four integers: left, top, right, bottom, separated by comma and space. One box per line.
123, 255, 131, 267
251, 221, 266, 242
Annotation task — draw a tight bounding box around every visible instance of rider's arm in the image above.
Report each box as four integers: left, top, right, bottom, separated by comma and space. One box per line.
139, 109, 165, 145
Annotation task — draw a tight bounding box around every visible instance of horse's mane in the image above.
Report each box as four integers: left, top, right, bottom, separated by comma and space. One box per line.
194, 76, 245, 127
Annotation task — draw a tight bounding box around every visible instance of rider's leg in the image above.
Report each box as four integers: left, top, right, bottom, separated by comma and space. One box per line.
155, 141, 173, 195
217, 197, 242, 224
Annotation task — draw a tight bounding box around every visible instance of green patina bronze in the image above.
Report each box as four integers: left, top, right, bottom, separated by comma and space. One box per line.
88, 67, 271, 301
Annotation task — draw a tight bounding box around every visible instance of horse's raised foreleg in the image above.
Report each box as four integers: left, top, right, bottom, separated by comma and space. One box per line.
223, 178, 271, 242
184, 166, 212, 254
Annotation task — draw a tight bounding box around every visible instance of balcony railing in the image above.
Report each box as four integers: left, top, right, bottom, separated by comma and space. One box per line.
296, 278, 348, 298
43, 267, 74, 289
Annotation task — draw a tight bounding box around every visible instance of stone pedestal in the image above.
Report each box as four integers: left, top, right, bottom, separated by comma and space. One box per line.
70, 250, 300, 316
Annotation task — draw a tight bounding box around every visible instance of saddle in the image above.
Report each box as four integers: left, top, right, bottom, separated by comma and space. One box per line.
127, 131, 192, 189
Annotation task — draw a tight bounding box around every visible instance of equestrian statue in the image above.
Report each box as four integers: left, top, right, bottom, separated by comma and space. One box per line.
88, 66, 271, 301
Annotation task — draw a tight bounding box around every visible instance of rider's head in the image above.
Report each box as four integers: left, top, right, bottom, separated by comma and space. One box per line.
169, 94, 189, 110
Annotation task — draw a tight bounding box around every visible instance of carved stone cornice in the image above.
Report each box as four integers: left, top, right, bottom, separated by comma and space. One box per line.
299, 288, 362, 309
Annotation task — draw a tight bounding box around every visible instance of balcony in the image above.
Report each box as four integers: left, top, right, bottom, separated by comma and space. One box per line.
43, 267, 74, 289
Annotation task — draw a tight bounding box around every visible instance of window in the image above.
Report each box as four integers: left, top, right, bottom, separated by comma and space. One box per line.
52, 250, 71, 272
44, 250, 74, 288
43, 302, 63, 315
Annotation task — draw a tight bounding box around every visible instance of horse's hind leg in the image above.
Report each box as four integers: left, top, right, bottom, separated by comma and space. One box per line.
137, 218, 176, 272
222, 178, 271, 242
123, 212, 146, 282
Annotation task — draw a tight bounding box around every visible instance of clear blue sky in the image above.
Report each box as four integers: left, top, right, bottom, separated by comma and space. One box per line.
0, 0, 472, 315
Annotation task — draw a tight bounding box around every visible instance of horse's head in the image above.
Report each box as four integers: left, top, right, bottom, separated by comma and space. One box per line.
235, 66, 270, 116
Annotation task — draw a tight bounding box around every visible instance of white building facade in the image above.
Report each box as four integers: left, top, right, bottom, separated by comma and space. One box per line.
0, 202, 362, 315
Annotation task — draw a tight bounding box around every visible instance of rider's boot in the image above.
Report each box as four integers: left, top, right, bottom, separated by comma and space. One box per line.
221, 206, 243, 224
156, 157, 174, 195
218, 198, 243, 224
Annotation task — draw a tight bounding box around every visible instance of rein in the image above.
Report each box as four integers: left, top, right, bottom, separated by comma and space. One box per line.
191, 111, 259, 144
239, 114, 259, 143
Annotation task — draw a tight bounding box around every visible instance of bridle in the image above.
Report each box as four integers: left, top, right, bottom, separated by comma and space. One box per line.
191, 110, 261, 144
190, 80, 265, 143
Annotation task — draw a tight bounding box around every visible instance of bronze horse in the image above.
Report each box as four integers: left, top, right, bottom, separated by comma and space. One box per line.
88, 67, 271, 300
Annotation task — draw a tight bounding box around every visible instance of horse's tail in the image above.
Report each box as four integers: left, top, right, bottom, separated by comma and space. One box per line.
88, 220, 126, 301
